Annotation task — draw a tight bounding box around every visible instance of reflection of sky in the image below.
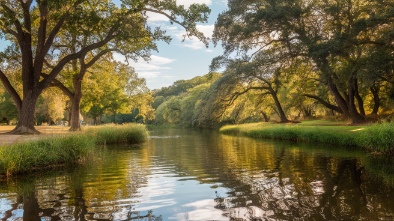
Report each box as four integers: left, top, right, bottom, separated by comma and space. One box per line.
0, 194, 19, 219
172, 199, 229, 221
132, 167, 229, 220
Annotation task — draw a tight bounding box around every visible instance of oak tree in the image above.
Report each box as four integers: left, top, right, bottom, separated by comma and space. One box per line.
0, 0, 210, 133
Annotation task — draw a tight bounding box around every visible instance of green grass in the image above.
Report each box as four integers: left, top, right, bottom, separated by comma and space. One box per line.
220, 121, 394, 154
0, 124, 149, 176
0, 134, 95, 175
85, 123, 149, 145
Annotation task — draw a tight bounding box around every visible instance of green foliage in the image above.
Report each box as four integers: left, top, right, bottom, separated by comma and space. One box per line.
153, 73, 223, 127
0, 89, 18, 124
35, 88, 67, 124
152, 96, 166, 109
0, 0, 211, 133
213, 0, 394, 124
154, 73, 221, 97
81, 61, 134, 121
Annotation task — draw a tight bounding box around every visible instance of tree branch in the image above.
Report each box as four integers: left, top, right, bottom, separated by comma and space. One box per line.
303, 94, 343, 113
224, 86, 269, 106
39, 32, 117, 90
0, 3, 24, 42
41, 73, 74, 98
85, 49, 115, 68
0, 70, 22, 111
143, 8, 187, 29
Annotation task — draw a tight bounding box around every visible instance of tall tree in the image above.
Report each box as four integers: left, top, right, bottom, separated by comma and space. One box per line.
214, 0, 394, 124
35, 88, 67, 125
80, 60, 143, 125
211, 50, 291, 123
0, 0, 210, 133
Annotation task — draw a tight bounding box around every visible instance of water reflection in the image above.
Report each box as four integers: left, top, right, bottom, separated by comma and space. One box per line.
0, 129, 394, 220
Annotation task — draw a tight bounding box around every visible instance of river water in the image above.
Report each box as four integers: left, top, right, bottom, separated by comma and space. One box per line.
1, 129, 394, 221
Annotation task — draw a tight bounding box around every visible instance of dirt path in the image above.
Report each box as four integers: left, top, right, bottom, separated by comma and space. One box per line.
0, 125, 71, 146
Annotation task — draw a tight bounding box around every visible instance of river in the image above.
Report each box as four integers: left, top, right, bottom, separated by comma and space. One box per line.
1, 129, 394, 221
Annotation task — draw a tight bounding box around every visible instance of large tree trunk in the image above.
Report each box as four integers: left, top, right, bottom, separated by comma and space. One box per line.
93, 116, 99, 125
261, 111, 270, 122
303, 94, 343, 113
347, 77, 365, 123
10, 91, 40, 134
69, 75, 83, 131
318, 58, 366, 124
353, 78, 366, 116
270, 89, 289, 123
370, 86, 380, 115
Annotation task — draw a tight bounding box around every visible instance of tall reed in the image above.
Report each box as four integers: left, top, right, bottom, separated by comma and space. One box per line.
85, 123, 149, 145
0, 134, 95, 175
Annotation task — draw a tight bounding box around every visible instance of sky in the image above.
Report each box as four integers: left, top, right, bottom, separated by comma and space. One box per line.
125, 0, 228, 90
0, 0, 228, 90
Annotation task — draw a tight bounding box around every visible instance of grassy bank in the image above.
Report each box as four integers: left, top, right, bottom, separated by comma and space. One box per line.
0, 124, 148, 176
220, 121, 394, 154
85, 124, 149, 145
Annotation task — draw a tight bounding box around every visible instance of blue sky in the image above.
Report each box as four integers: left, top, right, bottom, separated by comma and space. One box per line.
0, 0, 227, 90
126, 0, 227, 89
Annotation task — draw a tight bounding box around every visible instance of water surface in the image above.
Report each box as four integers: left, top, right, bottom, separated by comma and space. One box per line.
1, 129, 394, 220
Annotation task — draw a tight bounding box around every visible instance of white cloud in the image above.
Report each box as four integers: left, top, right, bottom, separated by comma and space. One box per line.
197, 24, 215, 37
146, 11, 169, 22
148, 55, 175, 65
173, 24, 215, 50
131, 55, 175, 77
114, 53, 175, 81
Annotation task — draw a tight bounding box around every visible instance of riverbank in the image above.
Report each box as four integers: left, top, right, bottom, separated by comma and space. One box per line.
219, 121, 394, 155
0, 125, 71, 146
0, 124, 148, 176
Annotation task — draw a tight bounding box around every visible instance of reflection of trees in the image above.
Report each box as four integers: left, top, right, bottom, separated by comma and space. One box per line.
1, 130, 394, 221
210, 141, 394, 221
147, 130, 394, 221
0, 146, 163, 220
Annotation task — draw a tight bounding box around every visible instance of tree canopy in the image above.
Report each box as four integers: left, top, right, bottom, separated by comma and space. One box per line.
0, 0, 210, 133
211, 0, 394, 124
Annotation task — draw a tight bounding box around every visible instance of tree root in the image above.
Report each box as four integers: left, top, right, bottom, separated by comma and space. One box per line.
7, 126, 41, 134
